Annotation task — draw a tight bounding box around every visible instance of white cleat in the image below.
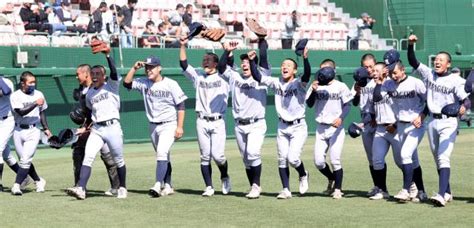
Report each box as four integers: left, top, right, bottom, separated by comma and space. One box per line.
276, 188, 292, 199
409, 182, 418, 199
11, 183, 23, 196
66, 186, 86, 200
444, 192, 453, 203
221, 177, 231, 195
411, 190, 427, 203
323, 180, 335, 195
299, 171, 309, 195
369, 189, 389, 200
394, 189, 410, 202
35, 177, 46, 193
161, 183, 175, 196
202, 186, 215, 197
246, 184, 261, 199
104, 188, 118, 196
367, 186, 380, 197
20, 176, 33, 191
430, 193, 446, 207
331, 189, 343, 199
149, 182, 162, 197
117, 187, 128, 199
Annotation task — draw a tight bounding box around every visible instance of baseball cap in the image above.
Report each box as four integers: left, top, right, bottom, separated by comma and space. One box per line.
361, 12, 369, 18
315, 66, 336, 85
383, 49, 400, 71
294, 38, 308, 56
144, 56, 161, 66
353, 67, 370, 87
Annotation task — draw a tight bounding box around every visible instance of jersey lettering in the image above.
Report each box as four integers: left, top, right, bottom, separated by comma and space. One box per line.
427, 80, 454, 94
91, 93, 109, 104
145, 89, 172, 98
275, 88, 298, 97
199, 80, 222, 89
315, 91, 342, 100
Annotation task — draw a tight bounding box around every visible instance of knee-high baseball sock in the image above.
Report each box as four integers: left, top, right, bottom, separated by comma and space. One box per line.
295, 162, 307, 177
201, 164, 213, 187
218, 161, 229, 179
318, 163, 335, 180
245, 168, 253, 186
369, 165, 376, 186
0, 163, 3, 182
117, 165, 127, 188
15, 168, 29, 185
437, 169, 451, 194
278, 167, 290, 189
8, 163, 19, 173
438, 168, 450, 195
164, 162, 172, 185
334, 169, 343, 190
412, 166, 425, 191
251, 164, 262, 186
380, 164, 387, 192
77, 166, 91, 189
155, 161, 169, 183
402, 163, 414, 190
28, 163, 40, 181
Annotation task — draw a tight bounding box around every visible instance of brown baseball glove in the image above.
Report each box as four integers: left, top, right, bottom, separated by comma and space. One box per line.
246, 17, 267, 37
90, 38, 110, 54
200, 28, 226, 42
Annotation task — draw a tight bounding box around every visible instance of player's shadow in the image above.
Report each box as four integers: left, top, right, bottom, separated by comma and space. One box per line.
176, 188, 246, 197
127, 189, 152, 195
340, 190, 371, 198
450, 196, 474, 204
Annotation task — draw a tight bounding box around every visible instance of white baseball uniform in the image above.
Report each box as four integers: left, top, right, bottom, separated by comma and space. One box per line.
0, 78, 18, 167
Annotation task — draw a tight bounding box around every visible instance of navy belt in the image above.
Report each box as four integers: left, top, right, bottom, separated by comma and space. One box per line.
236, 118, 261, 125
150, 120, 174, 125
197, 113, 223, 121
95, 119, 118, 126
432, 113, 449, 119
279, 118, 303, 125
16, 123, 36, 129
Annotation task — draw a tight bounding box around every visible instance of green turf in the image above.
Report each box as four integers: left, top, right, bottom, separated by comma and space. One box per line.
1, 130, 473, 227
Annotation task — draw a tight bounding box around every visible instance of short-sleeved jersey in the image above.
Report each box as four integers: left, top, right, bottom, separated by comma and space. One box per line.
414, 63, 469, 114
351, 79, 376, 114
10, 89, 48, 125
183, 65, 230, 116
0, 78, 14, 117
86, 78, 121, 123
309, 80, 353, 124
259, 74, 307, 121
386, 76, 426, 122
373, 79, 397, 124
221, 67, 267, 120
131, 77, 188, 122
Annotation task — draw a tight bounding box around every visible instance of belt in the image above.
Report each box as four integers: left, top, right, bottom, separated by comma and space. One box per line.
150, 120, 174, 125
197, 113, 223, 122
236, 118, 261, 125
15, 123, 36, 129
398, 121, 411, 124
95, 119, 119, 126
432, 113, 449, 119
279, 117, 303, 125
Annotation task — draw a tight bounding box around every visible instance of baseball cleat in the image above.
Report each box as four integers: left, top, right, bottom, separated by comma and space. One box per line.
323, 180, 335, 195
11, 183, 22, 196
409, 182, 418, 199
331, 189, 343, 199
161, 183, 175, 196
149, 182, 162, 197
104, 188, 118, 196
444, 192, 453, 203
369, 190, 389, 200
221, 177, 231, 195
117, 187, 128, 199
276, 188, 292, 199
394, 189, 410, 202
66, 186, 85, 200
246, 184, 261, 199
35, 177, 46, 193
411, 190, 427, 203
202, 186, 215, 197
430, 194, 446, 207
299, 171, 309, 195
20, 176, 33, 191
367, 186, 380, 197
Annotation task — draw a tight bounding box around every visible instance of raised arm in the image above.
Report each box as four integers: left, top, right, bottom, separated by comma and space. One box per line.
179, 38, 188, 71
301, 47, 311, 83
258, 39, 269, 70
407, 35, 420, 70
123, 61, 144, 89
248, 51, 262, 83
218, 41, 238, 74
106, 54, 118, 81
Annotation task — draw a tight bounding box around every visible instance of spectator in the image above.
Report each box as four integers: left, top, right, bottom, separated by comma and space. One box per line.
87, 1, 107, 34
156, 22, 179, 48
163, 3, 184, 37
54, 1, 85, 33
182, 4, 193, 27
281, 10, 300, 49
106, 4, 123, 47
349, 12, 376, 50
120, 0, 137, 48
42, 3, 68, 34
19, 1, 53, 35
140, 20, 160, 48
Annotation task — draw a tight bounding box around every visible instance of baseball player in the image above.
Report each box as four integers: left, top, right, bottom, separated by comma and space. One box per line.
248, 47, 310, 199
306, 66, 353, 199
9, 71, 50, 195
384, 61, 428, 202
70, 64, 120, 196
123, 56, 187, 197
179, 38, 231, 197
67, 52, 128, 200
407, 35, 471, 206
351, 54, 379, 197
216, 39, 270, 199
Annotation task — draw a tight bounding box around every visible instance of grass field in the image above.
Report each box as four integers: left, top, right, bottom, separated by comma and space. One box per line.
1, 130, 473, 227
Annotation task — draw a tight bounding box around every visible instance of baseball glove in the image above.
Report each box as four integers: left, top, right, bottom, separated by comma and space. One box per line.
348, 122, 363, 138
90, 38, 110, 54
245, 18, 267, 37
200, 28, 226, 42
70, 105, 86, 125
441, 103, 461, 117
48, 136, 63, 149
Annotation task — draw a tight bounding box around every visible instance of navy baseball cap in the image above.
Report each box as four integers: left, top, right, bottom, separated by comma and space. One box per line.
348, 122, 363, 138
353, 67, 370, 87
295, 38, 308, 56
144, 56, 161, 66
383, 49, 400, 71
316, 66, 336, 85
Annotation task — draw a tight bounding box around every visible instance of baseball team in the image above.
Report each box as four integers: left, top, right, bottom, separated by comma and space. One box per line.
0, 32, 471, 207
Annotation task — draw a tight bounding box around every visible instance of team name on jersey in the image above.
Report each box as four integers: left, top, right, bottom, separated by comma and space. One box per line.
275, 88, 298, 97
361, 87, 374, 95
145, 89, 171, 98
22, 101, 35, 107
374, 96, 393, 105
427, 80, 454, 94
315, 91, 342, 100
199, 80, 222, 89
91, 93, 109, 104
390, 90, 416, 99
235, 80, 258, 90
